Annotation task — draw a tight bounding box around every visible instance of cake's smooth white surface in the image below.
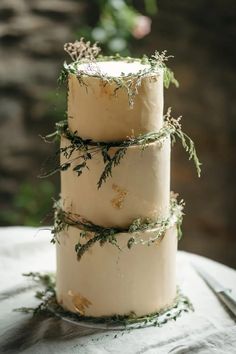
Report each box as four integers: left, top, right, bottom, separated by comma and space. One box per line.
68, 63, 163, 142
60, 136, 171, 228
77, 60, 150, 77
56, 225, 177, 317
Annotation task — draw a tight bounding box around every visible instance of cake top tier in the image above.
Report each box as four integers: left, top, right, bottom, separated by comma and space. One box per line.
63, 39, 179, 142
67, 58, 164, 142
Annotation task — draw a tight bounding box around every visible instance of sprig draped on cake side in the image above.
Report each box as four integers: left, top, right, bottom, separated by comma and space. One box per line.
40, 108, 201, 188
51, 194, 184, 261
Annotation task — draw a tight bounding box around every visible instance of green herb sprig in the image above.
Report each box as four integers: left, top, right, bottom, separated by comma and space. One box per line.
16, 272, 193, 329
41, 109, 201, 188
15, 272, 56, 315
52, 194, 184, 260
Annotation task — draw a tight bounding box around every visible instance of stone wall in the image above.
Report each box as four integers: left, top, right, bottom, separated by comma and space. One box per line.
0, 0, 84, 215
0, 0, 235, 266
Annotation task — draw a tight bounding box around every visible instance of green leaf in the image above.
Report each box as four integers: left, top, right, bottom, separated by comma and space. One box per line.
164, 67, 179, 89
144, 0, 158, 15
73, 162, 87, 176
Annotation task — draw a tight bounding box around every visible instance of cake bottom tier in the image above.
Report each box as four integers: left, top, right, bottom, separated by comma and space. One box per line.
56, 225, 177, 317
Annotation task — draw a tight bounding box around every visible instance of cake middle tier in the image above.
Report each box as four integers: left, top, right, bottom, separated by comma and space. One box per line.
61, 136, 170, 228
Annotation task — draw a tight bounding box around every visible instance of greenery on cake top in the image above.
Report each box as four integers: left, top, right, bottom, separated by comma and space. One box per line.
51, 193, 184, 261
16, 272, 193, 328
58, 38, 179, 107
41, 108, 201, 188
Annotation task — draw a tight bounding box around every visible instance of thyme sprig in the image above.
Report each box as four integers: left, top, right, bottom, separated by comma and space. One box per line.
41, 109, 201, 188
16, 272, 193, 328
15, 272, 56, 315
52, 194, 184, 261
52, 199, 123, 258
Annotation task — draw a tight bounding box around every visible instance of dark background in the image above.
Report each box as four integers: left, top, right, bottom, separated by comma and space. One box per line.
0, 0, 235, 267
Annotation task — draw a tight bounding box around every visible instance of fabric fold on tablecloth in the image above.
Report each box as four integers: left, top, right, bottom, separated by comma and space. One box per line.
165, 325, 236, 354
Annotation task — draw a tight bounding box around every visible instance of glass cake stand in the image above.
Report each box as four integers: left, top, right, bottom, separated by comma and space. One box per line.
48, 292, 192, 330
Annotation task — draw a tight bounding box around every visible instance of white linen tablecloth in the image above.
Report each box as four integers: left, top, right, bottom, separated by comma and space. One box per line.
0, 226, 235, 354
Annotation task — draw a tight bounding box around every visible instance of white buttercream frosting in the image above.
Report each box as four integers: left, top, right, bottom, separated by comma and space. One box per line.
67, 68, 164, 142
76, 60, 151, 77
60, 136, 171, 228
56, 225, 177, 317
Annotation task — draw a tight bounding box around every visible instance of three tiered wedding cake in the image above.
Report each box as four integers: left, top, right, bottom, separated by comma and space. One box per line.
53, 39, 200, 318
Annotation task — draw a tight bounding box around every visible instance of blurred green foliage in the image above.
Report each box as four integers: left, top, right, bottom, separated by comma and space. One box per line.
1, 181, 56, 226
78, 0, 138, 54
78, 0, 157, 55
42, 90, 67, 122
